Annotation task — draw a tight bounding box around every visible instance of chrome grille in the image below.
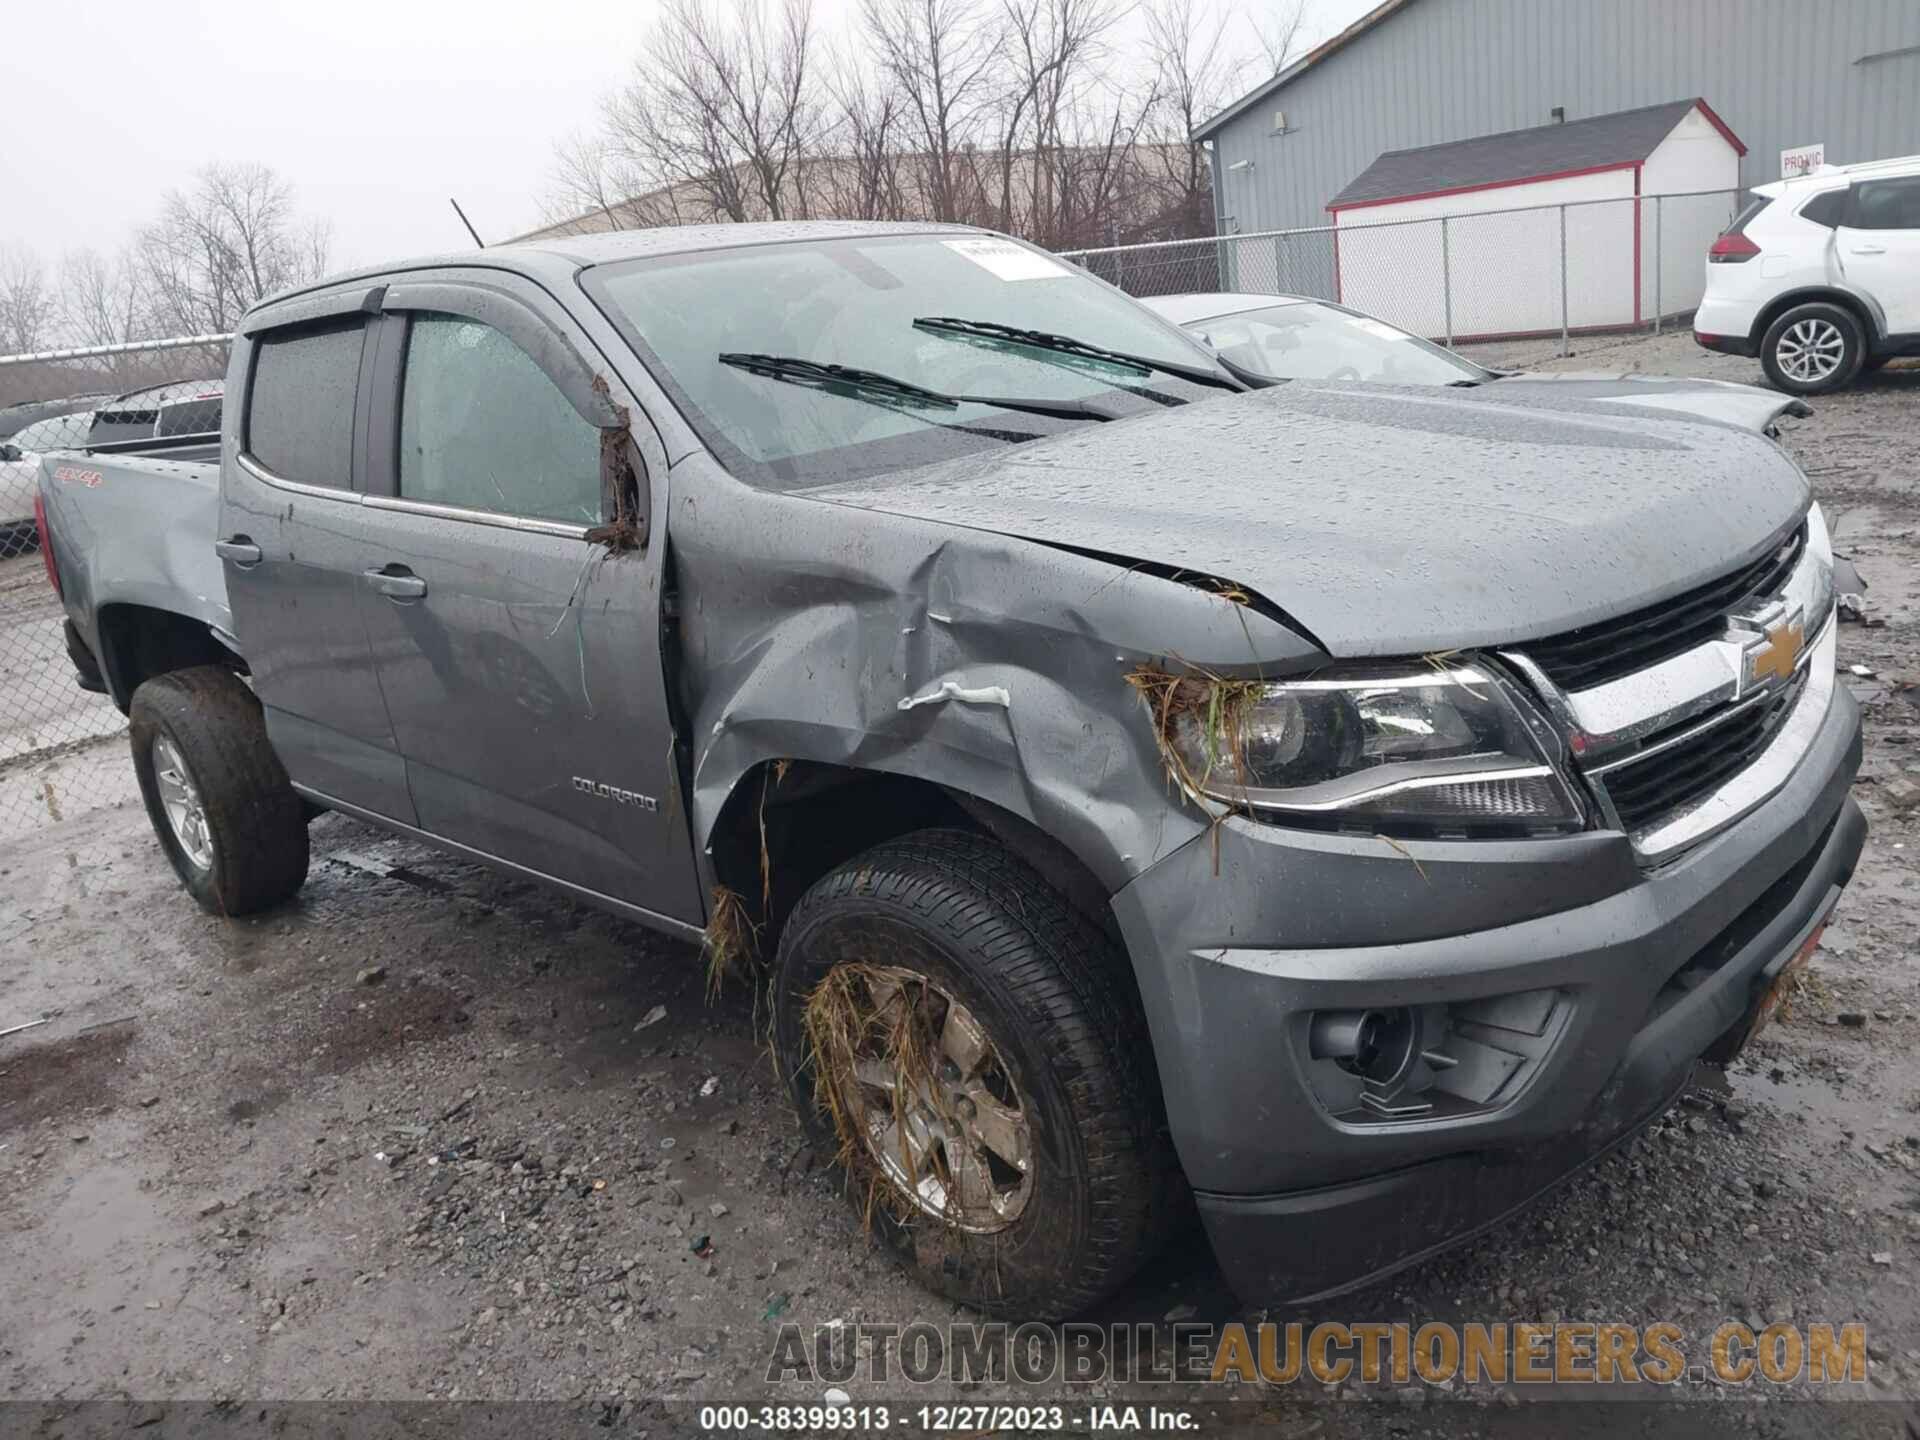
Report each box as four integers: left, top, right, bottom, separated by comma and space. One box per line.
1598, 668, 1810, 833
1524, 523, 1806, 691
1504, 507, 1835, 863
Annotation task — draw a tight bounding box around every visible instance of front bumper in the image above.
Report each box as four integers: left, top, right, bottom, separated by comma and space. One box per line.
1111, 681, 1863, 1303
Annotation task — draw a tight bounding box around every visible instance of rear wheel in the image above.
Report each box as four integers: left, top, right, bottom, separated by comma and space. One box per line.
1760, 302, 1864, 395
773, 829, 1177, 1318
130, 666, 309, 915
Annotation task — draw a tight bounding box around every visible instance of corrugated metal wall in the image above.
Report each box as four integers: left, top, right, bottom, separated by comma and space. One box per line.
1209, 0, 1920, 235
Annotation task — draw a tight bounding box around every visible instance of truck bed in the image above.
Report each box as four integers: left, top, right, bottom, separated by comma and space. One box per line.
36, 446, 234, 683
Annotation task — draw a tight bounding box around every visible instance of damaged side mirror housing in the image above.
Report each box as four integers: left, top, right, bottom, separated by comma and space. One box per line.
592, 426, 650, 552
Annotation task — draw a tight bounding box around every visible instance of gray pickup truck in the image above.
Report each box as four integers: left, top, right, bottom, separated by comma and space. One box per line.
36, 221, 1863, 1319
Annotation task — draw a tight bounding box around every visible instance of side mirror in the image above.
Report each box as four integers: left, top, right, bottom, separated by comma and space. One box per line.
0, 443, 22, 463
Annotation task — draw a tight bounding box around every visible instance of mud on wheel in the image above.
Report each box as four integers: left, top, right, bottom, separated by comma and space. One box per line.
773, 829, 1177, 1319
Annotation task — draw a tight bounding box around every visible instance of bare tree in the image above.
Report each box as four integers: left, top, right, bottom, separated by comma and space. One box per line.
137, 163, 332, 335
860, 0, 1003, 223
1143, 0, 1245, 237
1252, 0, 1308, 75
999, 0, 1126, 245
54, 248, 148, 386
583, 0, 823, 226
545, 0, 1253, 249
822, 48, 912, 220
0, 245, 57, 356
545, 133, 643, 233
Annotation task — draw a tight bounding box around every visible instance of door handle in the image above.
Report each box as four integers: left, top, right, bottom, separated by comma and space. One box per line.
214, 538, 262, 567
365, 565, 428, 600
1850, 245, 1887, 255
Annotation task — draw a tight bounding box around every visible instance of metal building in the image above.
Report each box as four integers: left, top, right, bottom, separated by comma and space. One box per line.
1198, 0, 1920, 237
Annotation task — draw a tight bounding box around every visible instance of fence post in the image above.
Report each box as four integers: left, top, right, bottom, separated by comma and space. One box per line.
1559, 205, 1570, 358
1441, 216, 1453, 348
1653, 196, 1663, 336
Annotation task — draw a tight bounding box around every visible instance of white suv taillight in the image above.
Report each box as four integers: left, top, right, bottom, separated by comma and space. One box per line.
1708, 232, 1761, 263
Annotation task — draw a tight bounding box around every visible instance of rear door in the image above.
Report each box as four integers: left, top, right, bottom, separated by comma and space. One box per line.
1839, 176, 1920, 335
218, 291, 418, 823
354, 270, 702, 923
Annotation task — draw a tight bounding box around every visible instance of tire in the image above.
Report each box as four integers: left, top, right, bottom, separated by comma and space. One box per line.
1760, 302, 1865, 395
129, 666, 309, 915
1861, 354, 1890, 374
773, 828, 1178, 1319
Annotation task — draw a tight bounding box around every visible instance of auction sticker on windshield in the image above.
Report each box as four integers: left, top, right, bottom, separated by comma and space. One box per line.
942, 237, 1070, 281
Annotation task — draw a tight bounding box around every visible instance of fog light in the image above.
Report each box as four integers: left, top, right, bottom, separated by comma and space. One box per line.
1309, 1007, 1418, 1089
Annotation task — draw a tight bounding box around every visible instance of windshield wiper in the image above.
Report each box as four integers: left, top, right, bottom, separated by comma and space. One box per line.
717, 353, 1113, 422
912, 317, 1255, 392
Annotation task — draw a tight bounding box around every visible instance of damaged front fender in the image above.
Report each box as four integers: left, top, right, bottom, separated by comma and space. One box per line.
668, 453, 1324, 901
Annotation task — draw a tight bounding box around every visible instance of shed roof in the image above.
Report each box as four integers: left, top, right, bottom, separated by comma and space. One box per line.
1328, 99, 1744, 211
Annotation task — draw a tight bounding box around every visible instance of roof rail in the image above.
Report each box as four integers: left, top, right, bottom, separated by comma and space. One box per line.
1837, 153, 1920, 175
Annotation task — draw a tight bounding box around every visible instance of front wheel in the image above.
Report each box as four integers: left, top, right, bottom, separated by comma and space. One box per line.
130, 666, 310, 915
1760, 302, 1864, 395
773, 829, 1176, 1318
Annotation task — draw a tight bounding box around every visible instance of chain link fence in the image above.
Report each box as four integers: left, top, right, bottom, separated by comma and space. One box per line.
0, 338, 229, 850
1064, 188, 1743, 363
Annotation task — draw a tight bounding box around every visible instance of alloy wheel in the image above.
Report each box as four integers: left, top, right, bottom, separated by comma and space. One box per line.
839, 966, 1034, 1232
152, 734, 214, 871
1776, 318, 1846, 384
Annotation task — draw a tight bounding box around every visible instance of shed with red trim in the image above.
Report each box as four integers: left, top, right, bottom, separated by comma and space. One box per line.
1330, 99, 1744, 340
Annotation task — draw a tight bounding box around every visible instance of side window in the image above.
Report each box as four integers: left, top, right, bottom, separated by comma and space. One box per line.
1850, 177, 1920, 231
247, 320, 365, 488
1799, 189, 1847, 229
397, 313, 601, 526
158, 394, 222, 438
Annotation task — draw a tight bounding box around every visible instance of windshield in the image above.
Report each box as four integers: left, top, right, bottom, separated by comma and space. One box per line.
584, 234, 1227, 486
1183, 301, 1489, 386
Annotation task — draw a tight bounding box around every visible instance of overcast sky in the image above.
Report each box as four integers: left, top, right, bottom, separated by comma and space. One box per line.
4, 0, 1374, 269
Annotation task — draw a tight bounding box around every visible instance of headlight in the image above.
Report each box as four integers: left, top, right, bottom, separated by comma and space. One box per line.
1805, 502, 1834, 623
1160, 660, 1584, 833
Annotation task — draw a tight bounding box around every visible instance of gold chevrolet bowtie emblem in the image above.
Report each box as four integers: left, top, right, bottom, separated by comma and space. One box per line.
1749, 617, 1804, 686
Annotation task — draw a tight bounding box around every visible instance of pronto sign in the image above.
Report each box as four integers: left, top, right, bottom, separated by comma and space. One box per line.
1781, 143, 1826, 178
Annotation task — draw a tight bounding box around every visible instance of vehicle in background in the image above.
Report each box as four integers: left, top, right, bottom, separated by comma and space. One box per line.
3, 385, 221, 546
3, 397, 114, 541
1694, 154, 1920, 394
87, 380, 225, 449
1143, 291, 1498, 386
1146, 291, 1813, 434
39, 223, 1863, 1318
2, 410, 99, 539
0, 393, 113, 445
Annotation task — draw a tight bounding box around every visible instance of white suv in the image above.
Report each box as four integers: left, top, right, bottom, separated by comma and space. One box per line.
1694, 155, 1920, 394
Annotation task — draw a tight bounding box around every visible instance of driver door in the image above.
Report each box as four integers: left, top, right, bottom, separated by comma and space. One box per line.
353, 272, 703, 925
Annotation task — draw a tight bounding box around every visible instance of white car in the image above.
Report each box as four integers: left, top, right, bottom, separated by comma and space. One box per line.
1, 410, 97, 541
1143, 291, 1812, 433
1694, 154, 1920, 395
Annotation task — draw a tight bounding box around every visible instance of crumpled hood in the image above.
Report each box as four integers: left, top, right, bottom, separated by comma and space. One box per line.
794, 381, 1810, 657
1485, 371, 1812, 434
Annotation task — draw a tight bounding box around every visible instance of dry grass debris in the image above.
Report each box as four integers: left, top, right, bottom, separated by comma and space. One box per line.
802, 963, 964, 1230
703, 884, 759, 1003
1124, 662, 1265, 813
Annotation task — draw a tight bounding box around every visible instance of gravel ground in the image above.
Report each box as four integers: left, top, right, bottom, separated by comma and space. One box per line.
2, 334, 1917, 1432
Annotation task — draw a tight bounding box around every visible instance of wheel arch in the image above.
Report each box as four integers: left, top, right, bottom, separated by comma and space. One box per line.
1750, 286, 1884, 350
96, 603, 244, 713
701, 758, 1124, 958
